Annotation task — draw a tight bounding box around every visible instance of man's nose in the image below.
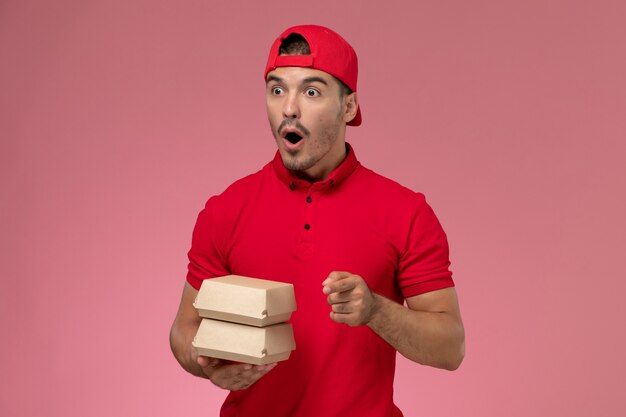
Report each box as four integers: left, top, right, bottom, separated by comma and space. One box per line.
282, 93, 300, 119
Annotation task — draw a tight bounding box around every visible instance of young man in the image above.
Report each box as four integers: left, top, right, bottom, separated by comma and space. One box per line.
170, 25, 465, 417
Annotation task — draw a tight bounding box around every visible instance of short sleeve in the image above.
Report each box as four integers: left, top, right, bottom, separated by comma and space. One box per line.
186, 197, 230, 290
397, 193, 454, 298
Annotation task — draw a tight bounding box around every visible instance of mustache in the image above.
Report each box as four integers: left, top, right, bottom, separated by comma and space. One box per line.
277, 119, 311, 137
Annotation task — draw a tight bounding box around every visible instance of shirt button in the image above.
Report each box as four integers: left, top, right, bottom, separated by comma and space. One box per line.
304, 224, 311, 230
306, 196, 312, 203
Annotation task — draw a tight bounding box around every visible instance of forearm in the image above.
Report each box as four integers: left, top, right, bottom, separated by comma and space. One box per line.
169, 317, 207, 379
367, 293, 465, 370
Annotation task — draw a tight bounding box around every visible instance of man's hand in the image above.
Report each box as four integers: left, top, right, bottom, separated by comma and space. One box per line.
171, 282, 282, 388
196, 355, 277, 391
322, 271, 380, 326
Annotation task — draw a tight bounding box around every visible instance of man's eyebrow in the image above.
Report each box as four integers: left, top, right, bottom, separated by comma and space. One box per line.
266, 75, 283, 84
302, 76, 328, 86
265, 75, 329, 86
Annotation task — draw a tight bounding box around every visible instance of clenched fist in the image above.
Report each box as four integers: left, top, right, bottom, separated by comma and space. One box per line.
322, 271, 380, 327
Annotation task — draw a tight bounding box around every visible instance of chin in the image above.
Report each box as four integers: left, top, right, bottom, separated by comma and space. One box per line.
282, 154, 314, 173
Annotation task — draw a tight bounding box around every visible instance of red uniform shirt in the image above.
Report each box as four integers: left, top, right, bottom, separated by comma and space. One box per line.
187, 144, 454, 417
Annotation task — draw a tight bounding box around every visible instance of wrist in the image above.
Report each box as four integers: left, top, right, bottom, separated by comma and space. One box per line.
365, 292, 383, 326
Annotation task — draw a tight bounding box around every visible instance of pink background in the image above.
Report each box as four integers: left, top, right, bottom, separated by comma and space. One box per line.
1, 0, 625, 416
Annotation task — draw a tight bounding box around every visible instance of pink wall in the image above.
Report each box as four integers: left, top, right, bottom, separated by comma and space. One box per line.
1, 1, 625, 416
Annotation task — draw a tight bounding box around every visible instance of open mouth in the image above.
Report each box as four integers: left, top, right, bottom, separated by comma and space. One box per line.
284, 132, 303, 144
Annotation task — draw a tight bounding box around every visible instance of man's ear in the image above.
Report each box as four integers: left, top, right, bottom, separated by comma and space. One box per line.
343, 92, 358, 124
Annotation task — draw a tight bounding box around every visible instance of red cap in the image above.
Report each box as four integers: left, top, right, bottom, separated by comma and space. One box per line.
264, 25, 362, 126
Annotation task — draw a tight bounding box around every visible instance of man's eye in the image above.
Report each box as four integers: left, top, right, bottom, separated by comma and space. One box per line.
272, 87, 284, 95
305, 88, 319, 97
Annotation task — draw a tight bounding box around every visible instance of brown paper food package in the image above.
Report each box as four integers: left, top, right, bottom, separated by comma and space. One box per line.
193, 275, 297, 327
193, 318, 296, 365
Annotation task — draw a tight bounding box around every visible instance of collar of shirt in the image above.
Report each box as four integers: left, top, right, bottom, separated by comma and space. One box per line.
271, 143, 360, 192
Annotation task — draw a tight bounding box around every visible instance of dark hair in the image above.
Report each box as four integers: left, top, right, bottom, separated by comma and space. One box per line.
279, 33, 311, 55
278, 33, 352, 97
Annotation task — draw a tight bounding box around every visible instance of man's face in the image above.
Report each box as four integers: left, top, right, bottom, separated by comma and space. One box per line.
266, 66, 356, 181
